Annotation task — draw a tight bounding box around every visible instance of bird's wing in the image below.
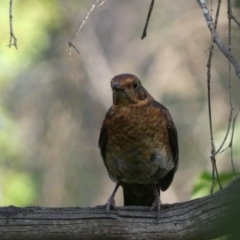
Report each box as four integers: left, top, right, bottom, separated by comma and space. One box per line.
152, 100, 179, 191
98, 107, 113, 168
98, 125, 107, 166
164, 109, 179, 172
152, 100, 179, 170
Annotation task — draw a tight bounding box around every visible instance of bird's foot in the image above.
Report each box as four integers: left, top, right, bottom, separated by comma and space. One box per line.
96, 182, 120, 214
96, 196, 117, 214
105, 196, 117, 213
149, 197, 161, 222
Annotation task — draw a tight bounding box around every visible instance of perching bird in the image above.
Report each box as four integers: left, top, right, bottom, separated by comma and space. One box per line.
98, 73, 178, 219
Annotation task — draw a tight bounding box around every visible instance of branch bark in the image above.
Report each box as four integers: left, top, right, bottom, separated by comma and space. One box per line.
0, 178, 240, 240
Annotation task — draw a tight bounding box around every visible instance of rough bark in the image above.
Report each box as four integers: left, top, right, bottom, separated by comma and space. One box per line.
0, 178, 239, 240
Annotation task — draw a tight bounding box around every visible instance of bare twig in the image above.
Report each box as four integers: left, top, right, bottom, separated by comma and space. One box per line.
207, 0, 216, 194
210, 157, 222, 194
68, 42, 80, 55
229, 111, 239, 177
141, 0, 155, 40
220, 111, 239, 154
215, 108, 233, 155
205, 0, 223, 193
230, 14, 240, 28
68, 0, 102, 56
197, 0, 240, 79
227, 0, 240, 28
215, 0, 234, 156
8, 0, 18, 49
198, 0, 240, 192
98, 0, 106, 7
220, 111, 239, 177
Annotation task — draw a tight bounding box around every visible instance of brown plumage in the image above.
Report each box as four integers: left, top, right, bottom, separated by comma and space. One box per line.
98, 73, 178, 218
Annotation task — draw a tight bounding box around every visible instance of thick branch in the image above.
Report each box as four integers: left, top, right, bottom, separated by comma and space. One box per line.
0, 178, 239, 240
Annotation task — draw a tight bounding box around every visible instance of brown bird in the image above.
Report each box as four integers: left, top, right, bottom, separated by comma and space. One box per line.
98, 73, 178, 219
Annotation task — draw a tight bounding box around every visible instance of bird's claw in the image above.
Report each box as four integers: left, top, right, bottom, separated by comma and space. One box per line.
96, 182, 119, 214
106, 196, 117, 213
96, 196, 117, 214
149, 197, 161, 222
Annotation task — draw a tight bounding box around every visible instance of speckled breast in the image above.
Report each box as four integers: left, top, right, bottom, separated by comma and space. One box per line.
105, 105, 174, 184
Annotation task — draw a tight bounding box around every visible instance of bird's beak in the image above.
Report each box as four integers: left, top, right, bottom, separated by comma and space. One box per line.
111, 82, 124, 91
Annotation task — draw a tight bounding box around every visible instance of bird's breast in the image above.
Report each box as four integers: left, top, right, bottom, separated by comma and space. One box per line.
104, 105, 174, 184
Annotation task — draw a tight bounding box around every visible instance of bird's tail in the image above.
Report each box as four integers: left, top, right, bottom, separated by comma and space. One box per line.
122, 183, 157, 206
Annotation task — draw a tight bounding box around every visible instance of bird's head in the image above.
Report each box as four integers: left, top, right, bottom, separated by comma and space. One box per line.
110, 74, 148, 106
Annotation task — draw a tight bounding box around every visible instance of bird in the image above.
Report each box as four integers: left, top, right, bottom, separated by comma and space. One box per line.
98, 73, 178, 219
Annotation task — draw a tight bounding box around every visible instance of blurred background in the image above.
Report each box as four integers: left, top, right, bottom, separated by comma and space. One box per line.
0, 0, 239, 207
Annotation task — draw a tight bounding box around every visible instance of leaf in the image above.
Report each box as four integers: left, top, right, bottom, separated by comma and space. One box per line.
191, 170, 238, 199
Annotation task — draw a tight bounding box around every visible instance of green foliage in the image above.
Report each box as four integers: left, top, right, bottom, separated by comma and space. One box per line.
0, 107, 36, 206
0, 1, 63, 206
0, 0, 63, 87
0, 108, 28, 165
191, 170, 237, 199
0, 171, 37, 206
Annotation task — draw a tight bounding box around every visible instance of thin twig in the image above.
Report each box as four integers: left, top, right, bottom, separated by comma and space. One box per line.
215, 108, 233, 155
141, 0, 155, 40
229, 111, 239, 177
227, 0, 240, 28
98, 0, 106, 7
230, 14, 240, 28
205, 0, 223, 193
68, 0, 101, 56
206, 0, 221, 156
207, 44, 217, 193
197, 0, 240, 79
68, 42, 80, 54
220, 111, 239, 177
215, 0, 234, 155
214, 0, 221, 29
210, 156, 222, 194
8, 0, 18, 49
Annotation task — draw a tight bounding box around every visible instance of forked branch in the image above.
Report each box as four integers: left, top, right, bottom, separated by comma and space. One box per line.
197, 0, 240, 79
68, 0, 106, 56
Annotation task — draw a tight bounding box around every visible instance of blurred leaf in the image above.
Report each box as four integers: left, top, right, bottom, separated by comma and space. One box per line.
0, 0, 64, 87
0, 108, 33, 206
0, 170, 37, 206
0, 107, 29, 166
191, 171, 238, 199
0, 0, 65, 206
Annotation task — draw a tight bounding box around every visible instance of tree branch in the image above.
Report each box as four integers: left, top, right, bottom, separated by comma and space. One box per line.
0, 178, 240, 240
197, 0, 240, 79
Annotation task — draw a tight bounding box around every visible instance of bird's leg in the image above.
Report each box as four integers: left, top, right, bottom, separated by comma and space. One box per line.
105, 182, 120, 213
97, 182, 120, 214
150, 184, 161, 221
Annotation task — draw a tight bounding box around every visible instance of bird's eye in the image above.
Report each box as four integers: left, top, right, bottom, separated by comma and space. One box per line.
132, 82, 138, 89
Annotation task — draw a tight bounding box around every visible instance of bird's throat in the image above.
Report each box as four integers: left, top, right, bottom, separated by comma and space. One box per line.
113, 91, 133, 106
